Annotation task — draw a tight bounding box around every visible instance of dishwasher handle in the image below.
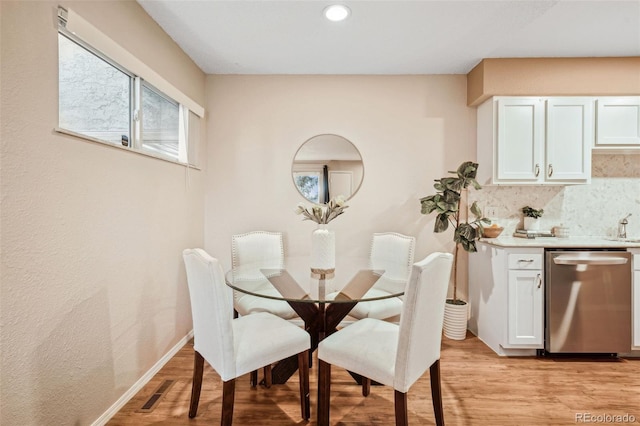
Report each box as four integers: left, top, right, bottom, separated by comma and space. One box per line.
553, 255, 629, 266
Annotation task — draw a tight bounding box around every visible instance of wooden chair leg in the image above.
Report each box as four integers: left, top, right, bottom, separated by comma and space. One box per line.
298, 351, 310, 420
317, 359, 331, 426
189, 351, 205, 418
264, 364, 272, 388
430, 359, 445, 426
221, 379, 236, 426
362, 377, 371, 396
394, 390, 408, 426
250, 370, 258, 387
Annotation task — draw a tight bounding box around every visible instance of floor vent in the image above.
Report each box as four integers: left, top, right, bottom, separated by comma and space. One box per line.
138, 379, 175, 413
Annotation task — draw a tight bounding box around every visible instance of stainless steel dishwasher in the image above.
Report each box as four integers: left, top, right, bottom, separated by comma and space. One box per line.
545, 249, 632, 354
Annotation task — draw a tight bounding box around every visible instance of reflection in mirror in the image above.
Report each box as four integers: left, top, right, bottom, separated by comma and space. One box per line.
292, 134, 364, 204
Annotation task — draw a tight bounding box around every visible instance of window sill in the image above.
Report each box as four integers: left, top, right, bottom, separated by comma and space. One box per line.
54, 127, 201, 170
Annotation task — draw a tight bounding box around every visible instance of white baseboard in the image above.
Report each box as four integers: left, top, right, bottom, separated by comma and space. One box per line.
91, 330, 194, 426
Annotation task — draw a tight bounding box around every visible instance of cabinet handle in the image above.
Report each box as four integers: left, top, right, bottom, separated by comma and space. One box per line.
548, 164, 553, 177
518, 259, 534, 263
535, 164, 540, 177
536, 274, 542, 289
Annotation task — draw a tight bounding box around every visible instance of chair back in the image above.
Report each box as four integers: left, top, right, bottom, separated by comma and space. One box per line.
394, 252, 453, 393
232, 231, 284, 278
183, 248, 237, 381
369, 232, 415, 293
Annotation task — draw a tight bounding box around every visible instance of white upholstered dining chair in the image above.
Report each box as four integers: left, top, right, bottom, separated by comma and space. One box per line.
317, 251, 454, 426
347, 232, 416, 321
232, 231, 300, 386
182, 248, 311, 425
231, 231, 297, 320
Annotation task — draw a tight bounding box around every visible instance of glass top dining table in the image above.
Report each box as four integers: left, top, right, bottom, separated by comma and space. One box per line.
225, 256, 405, 304
225, 256, 407, 384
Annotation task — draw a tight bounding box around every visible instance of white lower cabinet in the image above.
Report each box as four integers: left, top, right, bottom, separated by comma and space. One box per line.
471, 244, 638, 355
505, 253, 543, 347
632, 250, 640, 349
469, 244, 544, 356
634, 270, 639, 349
507, 269, 543, 346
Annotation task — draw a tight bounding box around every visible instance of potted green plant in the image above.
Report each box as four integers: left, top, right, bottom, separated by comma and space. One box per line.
522, 205, 544, 230
420, 161, 490, 340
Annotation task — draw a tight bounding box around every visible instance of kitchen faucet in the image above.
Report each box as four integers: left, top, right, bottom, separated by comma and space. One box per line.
618, 214, 631, 239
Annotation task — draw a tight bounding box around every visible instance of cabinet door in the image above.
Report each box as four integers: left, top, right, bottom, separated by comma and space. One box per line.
596, 97, 640, 146
496, 98, 544, 182
545, 98, 592, 183
634, 270, 640, 349
507, 270, 543, 346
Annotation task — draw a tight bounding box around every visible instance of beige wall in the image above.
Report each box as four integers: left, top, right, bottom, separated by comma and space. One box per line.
8, 5, 636, 424
0, 1, 205, 424
204, 74, 475, 297
467, 57, 640, 106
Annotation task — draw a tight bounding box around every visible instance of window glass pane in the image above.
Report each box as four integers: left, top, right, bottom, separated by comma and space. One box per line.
294, 173, 320, 203
58, 34, 130, 144
141, 83, 179, 159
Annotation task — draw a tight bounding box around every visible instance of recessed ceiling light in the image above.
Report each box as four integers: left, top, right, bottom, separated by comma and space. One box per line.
324, 4, 351, 22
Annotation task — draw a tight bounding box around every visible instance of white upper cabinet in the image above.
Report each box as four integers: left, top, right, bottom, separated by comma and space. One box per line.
595, 97, 640, 148
477, 96, 593, 185
495, 98, 544, 182
545, 98, 593, 182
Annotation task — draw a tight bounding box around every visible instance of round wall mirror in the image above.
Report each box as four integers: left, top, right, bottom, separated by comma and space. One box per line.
292, 134, 364, 204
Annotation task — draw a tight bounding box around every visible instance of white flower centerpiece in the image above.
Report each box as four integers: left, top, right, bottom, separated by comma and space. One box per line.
295, 196, 348, 273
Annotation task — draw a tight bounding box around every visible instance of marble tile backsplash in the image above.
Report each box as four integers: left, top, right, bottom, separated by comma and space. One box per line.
468, 154, 640, 238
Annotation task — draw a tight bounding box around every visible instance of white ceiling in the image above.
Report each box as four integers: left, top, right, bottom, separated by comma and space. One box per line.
137, 0, 640, 75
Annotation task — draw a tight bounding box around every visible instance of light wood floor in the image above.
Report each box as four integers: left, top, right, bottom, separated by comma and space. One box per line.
107, 333, 640, 425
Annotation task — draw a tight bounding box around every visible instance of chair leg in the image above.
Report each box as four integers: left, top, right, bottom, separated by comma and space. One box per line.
317, 359, 331, 426
430, 359, 445, 426
264, 364, 272, 388
221, 379, 235, 426
250, 370, 258, 387
394, 390, 408, 426
189, 351, 205, 418
362, 377, 371, 396
298, 351, 310, 420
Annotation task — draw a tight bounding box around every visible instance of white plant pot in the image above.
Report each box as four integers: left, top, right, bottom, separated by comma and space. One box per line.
443, 301, 468, 340
524, 217, 540, 231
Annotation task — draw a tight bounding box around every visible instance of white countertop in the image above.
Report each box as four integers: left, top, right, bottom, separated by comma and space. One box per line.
479, 236, 640, 248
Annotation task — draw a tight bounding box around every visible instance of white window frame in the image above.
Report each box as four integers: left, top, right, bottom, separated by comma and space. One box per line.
55, 6, 202, 167
137, 79, 186, 162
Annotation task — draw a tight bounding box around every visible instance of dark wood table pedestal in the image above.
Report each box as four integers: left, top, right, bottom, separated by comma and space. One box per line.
270, 299, 357, 384
228, 263, 400, 386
